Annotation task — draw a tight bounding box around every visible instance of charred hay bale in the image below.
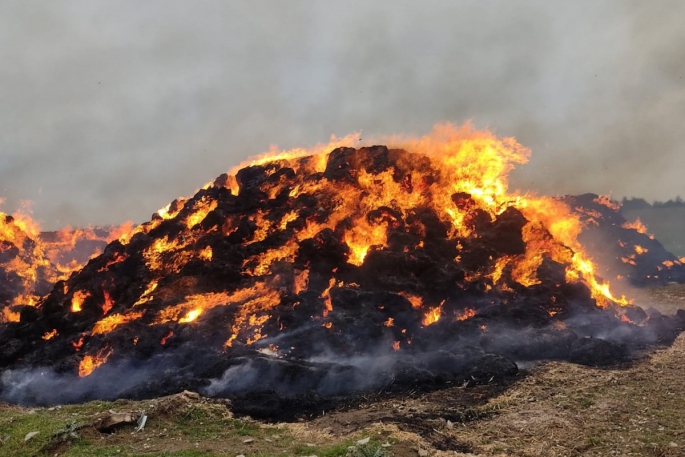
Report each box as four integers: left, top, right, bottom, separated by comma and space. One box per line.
480, 207, 528, 255
462, 353, 518, 383
481, 327, 578, 360
569, 337, 626, 366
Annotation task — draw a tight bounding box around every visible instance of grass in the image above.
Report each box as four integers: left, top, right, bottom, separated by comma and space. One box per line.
0, 395, 392, 457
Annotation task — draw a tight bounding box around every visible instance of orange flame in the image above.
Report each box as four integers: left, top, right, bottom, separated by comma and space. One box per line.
91, 311, 144, 336
102, 290, 114, 315
320, 278, 338, 318
199, 246, 213, 261
161, 331, 174, 345
294, 269, 309, 295
423, 304, 443, 326
70, 290, 90, 313
399, 292, 423, 309
78, 346, 113, 377
72, 336, 84, 352
456, 308, 477, 321
622, 218, 649, 235
634, 245, 648, 255
42, 329, 58, 340
620, 314, 634, 324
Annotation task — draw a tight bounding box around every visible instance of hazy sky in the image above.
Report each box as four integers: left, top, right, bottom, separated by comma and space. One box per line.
1, 1, 683, 229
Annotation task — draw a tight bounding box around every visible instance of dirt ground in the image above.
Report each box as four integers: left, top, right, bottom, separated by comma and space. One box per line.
2, 286, 685, 457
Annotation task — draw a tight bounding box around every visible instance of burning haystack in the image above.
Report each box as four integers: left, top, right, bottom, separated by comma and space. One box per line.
0, 213, 131, 323
1, 125, 683, 415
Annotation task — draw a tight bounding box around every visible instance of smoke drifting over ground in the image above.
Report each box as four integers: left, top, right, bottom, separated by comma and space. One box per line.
1, 1, 684, 229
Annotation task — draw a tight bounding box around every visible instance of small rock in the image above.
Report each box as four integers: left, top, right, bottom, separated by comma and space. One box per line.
24, 431, 39, 442
418, 448, 429, 456
242, 438, 255, 444
446, 420, 454, 429
669, 442, 678, 448
381, 441, 392, 447
357, 437, 370, 445
236, 455, 246, 457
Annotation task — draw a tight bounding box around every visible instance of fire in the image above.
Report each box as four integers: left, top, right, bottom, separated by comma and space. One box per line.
622, 255, 637, 266
399, 292, 423, 309
42, 329, 58, 340
154, 292, 232, 325
294, 269, 309, 295
199, 246, 213, 261
78, 346, 113, 377
620, 314, 634, 324
456, 308, 476, 321
1, 121, 647, 381
102, 290, 114, 315
91, 311, 144, 335
622, 218, 649, 235
423, 305, 442, 326
243, 241, 299, 276
70, 290, 90, 313
134, 280, 159, 306
392, 341, 400, 351
161, 331, 174, 345
2, 307, 20, 323
185, 198, 217, 229
0, 203, 135, 322
226, 123, 632, 310
224, 287, 281, 347
593, 195, 621, 212
634, 245, 648, 255
72, 336, 84, 352
179, 308, 203, 323
99, 252, 128, 272
321, 278, 338, 318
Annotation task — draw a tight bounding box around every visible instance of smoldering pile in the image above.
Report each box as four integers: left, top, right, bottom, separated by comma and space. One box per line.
1, 138, 683, 418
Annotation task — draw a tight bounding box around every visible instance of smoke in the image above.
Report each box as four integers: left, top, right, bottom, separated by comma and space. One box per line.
0, 359, 156, 405
0, 303, 679, 409
0, 1, 683, 230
